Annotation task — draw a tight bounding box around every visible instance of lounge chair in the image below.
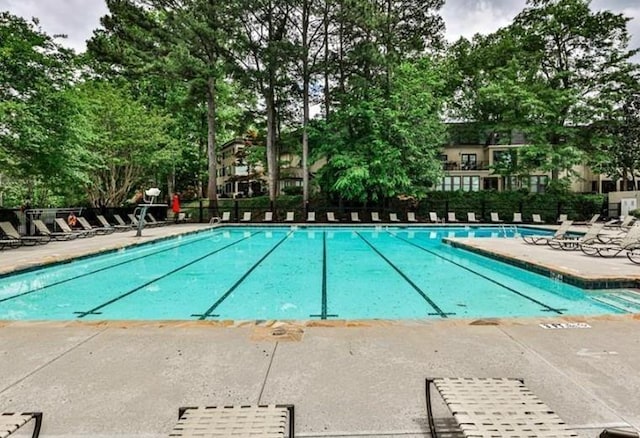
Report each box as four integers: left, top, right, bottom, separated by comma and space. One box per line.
327, 212, 339, 222
33, 219, 78, 240
0, 411, 43, 438
307, 212, 316, 222
263, 211, 273, 222
284, 212, 295, 222
512, 212, 523, 223
466, 212, 480, 223
0, 221, 50, 246
532, 214, 545, 224
407, 212, 418, 223
604, 215, 635, 230
428, 212, 442, 223
55, 218, 95, 238
522, 220, 573, 245
447, 212, 459, 223
351, 212, 361, 222
426, 377, 577, 438
128, 213, 143, 227
547, 223, 611, 250
77, 217, 115, 235
113, 214, 133, 228
220, 211, 231, 222
147, 213, 168, 227
170, 405, 294, 438
371, 212, 381, 222
557, 214, 568, 223
573, 213, 600, 226
389, 213, 400, 222
96, 215, 131, 232
581, 225, 640, 257
490, 212, 504, 223
240, 212, 252, 222
0, 238, 21, 250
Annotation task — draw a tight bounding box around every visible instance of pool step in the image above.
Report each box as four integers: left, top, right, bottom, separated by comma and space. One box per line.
592, 292, 640, 313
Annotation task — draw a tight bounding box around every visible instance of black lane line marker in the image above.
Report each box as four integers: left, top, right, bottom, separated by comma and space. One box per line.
310, 231, 338, 319
355, 232, 451, 318
73, 232, 260, 318
192, 230, 295, 320
0, 230, 228, 304
390, 232, 565, 314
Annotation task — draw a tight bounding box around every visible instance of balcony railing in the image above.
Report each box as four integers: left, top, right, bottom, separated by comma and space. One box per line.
442, 161, 490, 171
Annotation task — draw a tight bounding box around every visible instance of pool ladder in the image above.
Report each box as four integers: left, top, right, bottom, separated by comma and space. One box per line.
500, 224, 519, 238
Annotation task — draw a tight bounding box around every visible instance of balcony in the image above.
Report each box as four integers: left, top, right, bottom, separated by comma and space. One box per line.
442, 161, 489, 171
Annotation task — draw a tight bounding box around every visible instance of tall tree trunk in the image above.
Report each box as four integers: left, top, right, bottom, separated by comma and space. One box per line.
323, 0, 330, 120
206, 77, 218, 205
302, 0, 311, 206
266, 88, 278, 201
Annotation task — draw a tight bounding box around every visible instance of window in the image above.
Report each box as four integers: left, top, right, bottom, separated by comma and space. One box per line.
461, 154, 477, 170
523, 175, 547, 193
462, 176, 480, 191
441, 176, 479, 192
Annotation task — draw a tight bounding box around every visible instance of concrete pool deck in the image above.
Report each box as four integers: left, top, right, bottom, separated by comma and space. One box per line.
1, 223, 639, 437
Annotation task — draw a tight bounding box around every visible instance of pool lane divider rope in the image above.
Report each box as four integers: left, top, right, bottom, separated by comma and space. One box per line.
390, 232, 565, 314
73, 232, 262, 318
192, 230, 295, 320
355, 232, 452, 318
0, 229, 229, 304
309, 231, 337, 320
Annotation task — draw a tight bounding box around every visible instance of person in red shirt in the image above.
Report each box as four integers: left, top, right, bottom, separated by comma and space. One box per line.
172, 193, 181, 223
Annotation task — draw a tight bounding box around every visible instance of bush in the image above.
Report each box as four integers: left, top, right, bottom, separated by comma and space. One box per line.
282, 186, 303, 196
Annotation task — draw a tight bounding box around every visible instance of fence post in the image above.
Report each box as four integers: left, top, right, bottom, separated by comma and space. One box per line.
198, 200, 203, 223
234, 200, 239, 222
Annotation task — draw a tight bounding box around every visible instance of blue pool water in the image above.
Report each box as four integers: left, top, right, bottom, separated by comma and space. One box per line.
0, 226, 632, 320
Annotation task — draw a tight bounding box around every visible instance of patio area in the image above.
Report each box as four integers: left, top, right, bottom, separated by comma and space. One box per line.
0, 223, 639, 437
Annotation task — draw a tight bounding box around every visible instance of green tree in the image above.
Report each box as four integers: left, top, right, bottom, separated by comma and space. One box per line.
0, 12, 81, 205
71, 81, 173, 207
89, 0, 245, 204
314, 59, 446, 202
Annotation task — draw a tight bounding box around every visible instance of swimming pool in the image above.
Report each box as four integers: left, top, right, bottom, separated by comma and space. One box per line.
0, 226, 634, 321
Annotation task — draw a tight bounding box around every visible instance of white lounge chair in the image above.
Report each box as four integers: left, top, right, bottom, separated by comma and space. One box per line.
532, 214, 544, 224
221, 211, 231, 222
284, 212, 295, 222
351, 212, 361, 222
306, 212, 316, 222
240, 212, 251, 222
0, 411, 43, 438
170, 405, 294, 438
428, 212, 442, 223
407, 212, 418, 223
327, 212, 339, 222
548, 223, 612, 250
581, 225, 640, 257
467, 212, 480, 223
522, 220, 573, 245
447, 212, 459, 223
371, 212, 381, 222
263, 211, 273, 222
557, 213, 568, 223
426, 378, 577, 438
389, 213, 400, 222
490, 212, 503, 223
512, 212, 523, 223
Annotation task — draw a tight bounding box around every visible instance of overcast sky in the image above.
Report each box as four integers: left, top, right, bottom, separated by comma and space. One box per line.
2, 0, 640, 57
